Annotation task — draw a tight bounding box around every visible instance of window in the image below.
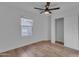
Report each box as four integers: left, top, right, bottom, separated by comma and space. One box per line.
21, 17, 33, 36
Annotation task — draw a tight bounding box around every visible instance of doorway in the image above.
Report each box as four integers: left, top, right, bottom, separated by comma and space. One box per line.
55, 18, 64, 45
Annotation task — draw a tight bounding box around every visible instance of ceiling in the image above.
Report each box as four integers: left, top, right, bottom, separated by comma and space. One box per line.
1, 2, 79, 14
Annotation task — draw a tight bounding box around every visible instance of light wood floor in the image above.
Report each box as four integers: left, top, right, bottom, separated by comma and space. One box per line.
0, 41, 79, 57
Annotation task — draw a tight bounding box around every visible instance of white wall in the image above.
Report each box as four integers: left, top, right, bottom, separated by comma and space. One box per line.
51, 5, 79, 50
64, 15, 78, 50
51, 16, 55, 43
48, 15, 51, 41
0, 5, 49, 53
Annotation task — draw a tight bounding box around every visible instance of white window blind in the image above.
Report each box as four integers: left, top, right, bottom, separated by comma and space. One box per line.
21, 17, 33, 36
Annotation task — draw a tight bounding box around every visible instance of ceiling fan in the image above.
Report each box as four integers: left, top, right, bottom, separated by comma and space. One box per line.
34, 2, 60, 14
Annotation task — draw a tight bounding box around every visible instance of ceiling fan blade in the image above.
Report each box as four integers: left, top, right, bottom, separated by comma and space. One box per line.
49, 11, 52, 14
49, 7, 60, 10
40, 11, 45, 14
34, 7, 44, 10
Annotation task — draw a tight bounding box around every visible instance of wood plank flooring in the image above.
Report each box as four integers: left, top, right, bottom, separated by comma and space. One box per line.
0, 41, 79, 57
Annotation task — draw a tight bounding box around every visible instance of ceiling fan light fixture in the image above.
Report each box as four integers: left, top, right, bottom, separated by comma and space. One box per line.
44, 11, 50, 15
